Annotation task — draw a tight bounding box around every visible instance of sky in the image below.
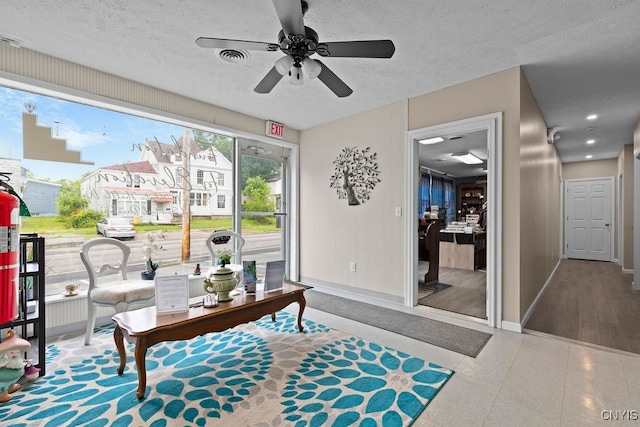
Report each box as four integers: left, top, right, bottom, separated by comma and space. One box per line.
0, 85, 187, 181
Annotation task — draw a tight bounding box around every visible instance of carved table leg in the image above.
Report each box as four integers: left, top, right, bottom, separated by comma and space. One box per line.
114, 325, 126, 376
134, 337, 149, 400
297, 294, 306, 332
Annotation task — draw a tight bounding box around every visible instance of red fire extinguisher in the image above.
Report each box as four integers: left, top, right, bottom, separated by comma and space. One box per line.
0, 188, 19, 324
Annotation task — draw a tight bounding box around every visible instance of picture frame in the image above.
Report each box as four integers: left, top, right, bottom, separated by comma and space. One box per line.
155, 274, 189, 314
264, 260, 286, 292
243, 260, 257, 294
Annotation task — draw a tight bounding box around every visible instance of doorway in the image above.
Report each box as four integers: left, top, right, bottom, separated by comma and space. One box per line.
234, 137, 298, 282
565, 178, 614, 261
405, 113, 503, 328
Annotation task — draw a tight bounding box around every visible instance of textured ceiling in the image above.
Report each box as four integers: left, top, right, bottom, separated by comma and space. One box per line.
1, 0, 639, 163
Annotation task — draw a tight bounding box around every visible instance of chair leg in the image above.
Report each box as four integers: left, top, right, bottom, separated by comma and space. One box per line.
85, 302, 97, 345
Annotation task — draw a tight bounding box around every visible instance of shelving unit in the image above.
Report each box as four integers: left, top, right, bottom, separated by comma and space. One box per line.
458, 181, 486, 217
0, 234, 46, 377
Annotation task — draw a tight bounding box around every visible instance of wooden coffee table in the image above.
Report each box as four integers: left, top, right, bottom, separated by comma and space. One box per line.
112, 282, 306, 400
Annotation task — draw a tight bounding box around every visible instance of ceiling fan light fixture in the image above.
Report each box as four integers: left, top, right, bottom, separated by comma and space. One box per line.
289, 63, 303, 85
451, 152, 483, 165
302, 58, 321, 79
275, 55, 295, 75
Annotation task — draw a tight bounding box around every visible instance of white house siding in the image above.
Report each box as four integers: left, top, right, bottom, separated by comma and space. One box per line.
0, 157, 26, 196
80, 164, 171, 220
140, 139, 234, 217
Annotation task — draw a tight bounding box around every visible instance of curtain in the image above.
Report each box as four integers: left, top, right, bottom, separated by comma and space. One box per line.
430, 177, 444, 209
444, 180, 455, 223
418, 172, 454, 223
418, 174, 430, 217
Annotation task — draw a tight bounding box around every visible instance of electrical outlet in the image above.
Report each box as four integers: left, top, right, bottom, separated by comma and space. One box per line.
350, 262, 356, 272
395, 207, 402, 217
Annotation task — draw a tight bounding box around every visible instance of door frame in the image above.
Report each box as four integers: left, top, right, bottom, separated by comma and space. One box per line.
233, 137, 300, 281
563, 177, 614, 261
404, 112, 503, 328
618, 173, 623, 267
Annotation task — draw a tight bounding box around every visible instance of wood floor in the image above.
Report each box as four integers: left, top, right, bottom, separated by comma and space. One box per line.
417, 260, 486, 319
525, 258, 640, 355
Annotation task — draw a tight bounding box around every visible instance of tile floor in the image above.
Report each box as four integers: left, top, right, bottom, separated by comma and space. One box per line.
284, 302, 640, 426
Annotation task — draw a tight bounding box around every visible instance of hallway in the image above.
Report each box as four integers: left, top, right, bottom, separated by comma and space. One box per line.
524, 259, 640, 355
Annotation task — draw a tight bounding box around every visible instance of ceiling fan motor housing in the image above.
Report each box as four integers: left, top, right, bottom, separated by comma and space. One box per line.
278, 27, 320, 63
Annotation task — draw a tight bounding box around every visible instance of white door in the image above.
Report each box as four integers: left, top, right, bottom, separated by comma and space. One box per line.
565, 178, 613, 261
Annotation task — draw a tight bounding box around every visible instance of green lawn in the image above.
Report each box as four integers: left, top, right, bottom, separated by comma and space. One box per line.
20, 215, 278, 238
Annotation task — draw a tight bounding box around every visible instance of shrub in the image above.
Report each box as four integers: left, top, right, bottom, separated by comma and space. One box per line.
66, 209, 103, 229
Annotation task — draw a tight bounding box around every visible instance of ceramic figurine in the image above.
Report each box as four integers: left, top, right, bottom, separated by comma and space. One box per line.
0, 329, 30, 403
194, 263, 201, 275
24, 359, 40, 382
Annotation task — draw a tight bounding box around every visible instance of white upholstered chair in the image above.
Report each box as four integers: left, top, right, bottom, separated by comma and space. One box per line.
80, 237, 156, 345
205, 230, 245, 266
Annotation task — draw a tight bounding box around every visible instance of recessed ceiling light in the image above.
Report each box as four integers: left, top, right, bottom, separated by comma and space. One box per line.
586, 114, 598, 120
418, 137, 444, 145
586, 155, 593, 159
586, 139, 595, 144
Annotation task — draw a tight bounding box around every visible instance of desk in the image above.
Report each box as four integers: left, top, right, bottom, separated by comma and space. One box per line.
112, 282, 306, 400
439, 232, 486, 270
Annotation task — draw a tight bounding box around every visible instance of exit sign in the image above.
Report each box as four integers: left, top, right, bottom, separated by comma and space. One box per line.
266, 120, 284, 139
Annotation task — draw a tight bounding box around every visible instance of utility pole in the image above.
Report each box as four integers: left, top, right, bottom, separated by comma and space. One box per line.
181, 128, 191, 262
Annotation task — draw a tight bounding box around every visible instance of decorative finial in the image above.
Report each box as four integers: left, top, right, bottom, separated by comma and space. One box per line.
23, 102, 36, 113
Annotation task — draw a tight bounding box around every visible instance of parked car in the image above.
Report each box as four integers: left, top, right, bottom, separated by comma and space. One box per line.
96, 217, 136, 239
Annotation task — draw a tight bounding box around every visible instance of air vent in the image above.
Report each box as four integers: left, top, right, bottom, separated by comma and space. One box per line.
217, 49, 249, 64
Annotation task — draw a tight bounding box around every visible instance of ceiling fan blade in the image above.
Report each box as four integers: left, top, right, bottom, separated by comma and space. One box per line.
316, 60, 353, 98
271, 0, 305, 36
318, 40, 396, 58
254, 66, 284, 94
196, 37, 279, 52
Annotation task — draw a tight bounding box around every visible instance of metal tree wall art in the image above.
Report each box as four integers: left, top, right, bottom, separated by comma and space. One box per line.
329, 146, 380, 205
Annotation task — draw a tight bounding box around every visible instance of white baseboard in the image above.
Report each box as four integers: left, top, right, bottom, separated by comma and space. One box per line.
622, 268, 633, 275
501, 321, 522, 333
520, 259, 562, 329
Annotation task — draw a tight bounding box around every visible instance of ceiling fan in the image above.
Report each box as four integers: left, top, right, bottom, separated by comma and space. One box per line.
195, 0, 395, 97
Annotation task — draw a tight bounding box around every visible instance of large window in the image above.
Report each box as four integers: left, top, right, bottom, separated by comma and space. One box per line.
2, 84, 290, 305
1, 85, 239, 297
418, 172, 455, 224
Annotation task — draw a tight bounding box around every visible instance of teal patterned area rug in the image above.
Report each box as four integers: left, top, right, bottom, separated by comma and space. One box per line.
1, 312, 453, 426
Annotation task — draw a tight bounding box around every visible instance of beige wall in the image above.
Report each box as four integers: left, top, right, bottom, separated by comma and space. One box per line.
618, 145, 634, 270
0, 44, 300, 144
518, 68, 562, 318
299, 101, 408, 301
408, 67, 523, 323
562, 159, 618, 180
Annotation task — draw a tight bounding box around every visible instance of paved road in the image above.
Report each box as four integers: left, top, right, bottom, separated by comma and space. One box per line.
42, 230, 281, 285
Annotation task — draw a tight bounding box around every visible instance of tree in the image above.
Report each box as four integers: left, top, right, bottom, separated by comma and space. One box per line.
192, 128, 281, 189
192, 129, 233, 162
242, 176, 274, 221
241, 156, 280, 189
329, 147, 380, 205
57, 179, 88, 217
